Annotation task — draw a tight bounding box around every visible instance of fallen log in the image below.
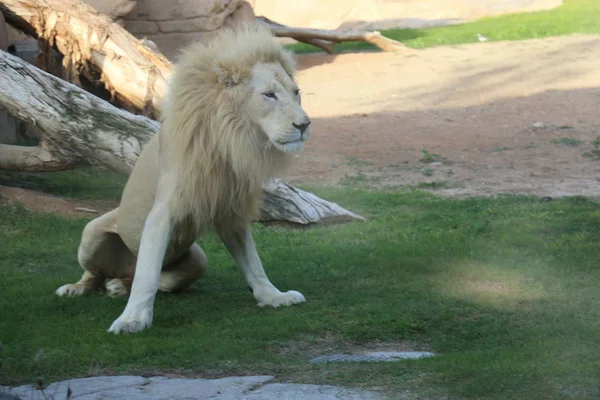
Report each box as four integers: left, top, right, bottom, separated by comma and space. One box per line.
261, 180, 364, 225
257, 16, 405, 53
0, 50, 364, 225
0, 141, 81, 171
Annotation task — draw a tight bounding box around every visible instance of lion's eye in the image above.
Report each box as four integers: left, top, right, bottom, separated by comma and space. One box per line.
263, 92, 277, 100
294, 89, 300, 96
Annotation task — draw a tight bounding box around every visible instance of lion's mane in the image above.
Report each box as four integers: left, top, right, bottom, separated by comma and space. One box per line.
158, 22, 297, 235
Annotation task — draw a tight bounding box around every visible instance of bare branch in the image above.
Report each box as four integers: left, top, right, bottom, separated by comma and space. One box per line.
258, 16, 405, 53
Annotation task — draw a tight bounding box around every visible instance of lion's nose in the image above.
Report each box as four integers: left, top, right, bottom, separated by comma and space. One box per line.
293, 120, 311, 134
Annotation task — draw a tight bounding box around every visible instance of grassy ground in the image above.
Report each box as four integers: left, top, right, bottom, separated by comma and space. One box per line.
0, 168, 126, 201
286, 0, 600, 54
1, 170, 600, 399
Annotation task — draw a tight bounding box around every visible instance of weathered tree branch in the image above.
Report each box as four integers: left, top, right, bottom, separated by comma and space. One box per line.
0, 140, 81, 171
0, 50, 364, 224
258, 17, 335, 54
294, 37, 335, 54
257, 16, 405, 53
0, 0, 172, 119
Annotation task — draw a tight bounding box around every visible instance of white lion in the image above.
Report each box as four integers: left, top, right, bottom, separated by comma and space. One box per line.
55, 22, 311, 334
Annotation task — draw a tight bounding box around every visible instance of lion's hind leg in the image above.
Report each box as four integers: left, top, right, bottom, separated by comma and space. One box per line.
56, 270, 104, 296
56, 208, 135, 297
105, 278, 133, 298
158, 243, 208, 293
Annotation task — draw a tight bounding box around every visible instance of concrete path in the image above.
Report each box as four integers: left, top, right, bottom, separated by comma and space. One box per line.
2, 375, 383, 399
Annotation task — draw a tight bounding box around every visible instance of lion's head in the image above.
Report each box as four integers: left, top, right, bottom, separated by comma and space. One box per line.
162, 22, 311, 167
243, 60, 311, 153
160, 22, 311, 226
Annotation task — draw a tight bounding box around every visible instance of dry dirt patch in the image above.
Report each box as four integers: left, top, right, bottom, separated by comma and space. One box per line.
289, 34, 600, 198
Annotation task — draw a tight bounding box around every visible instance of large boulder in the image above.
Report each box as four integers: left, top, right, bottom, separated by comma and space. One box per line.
86, 0, 137, 24
124, 0, 256, 59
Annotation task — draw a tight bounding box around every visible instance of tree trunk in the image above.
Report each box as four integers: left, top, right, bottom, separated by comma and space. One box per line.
0, 0, 172, 119
0, 50, 364, 224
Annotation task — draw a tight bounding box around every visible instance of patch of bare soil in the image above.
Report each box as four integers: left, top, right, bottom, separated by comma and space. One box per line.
0, 185, 116, 218
289, 35, 600, 198
269, 331, 432, 361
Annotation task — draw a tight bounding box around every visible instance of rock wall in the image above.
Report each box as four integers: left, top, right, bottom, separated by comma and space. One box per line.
0, 12, 17, 145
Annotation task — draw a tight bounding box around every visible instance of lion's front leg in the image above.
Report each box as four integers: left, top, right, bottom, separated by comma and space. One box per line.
218, 224, 306, 308
108, 203, 172, 334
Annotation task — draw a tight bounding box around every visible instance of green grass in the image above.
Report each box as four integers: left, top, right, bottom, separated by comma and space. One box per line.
552, 138, 583, 147
422, 168, 435, 177
416, 181, 448, 189
1, 170, 600, 399
492, 146, 514, 153
344, 156, 374, 167
419, 150, 442, 164
0, 167, 126, 201
286, 0, 600, 54
582, 136, 600, 160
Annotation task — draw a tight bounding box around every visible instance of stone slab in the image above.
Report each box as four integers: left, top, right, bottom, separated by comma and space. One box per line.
310, 351, 435, 363
246, 383, 382, 399
5, 375, 383, 399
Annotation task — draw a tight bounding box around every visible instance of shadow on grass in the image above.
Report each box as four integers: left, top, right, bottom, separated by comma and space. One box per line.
0, 167, 126, 201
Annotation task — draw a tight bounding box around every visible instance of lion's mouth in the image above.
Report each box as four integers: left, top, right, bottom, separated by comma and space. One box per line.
277, 129, 310, 145
273, 138, 305, 153
278, 138, 304, 145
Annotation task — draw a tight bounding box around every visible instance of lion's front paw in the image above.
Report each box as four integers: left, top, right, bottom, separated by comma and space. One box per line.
55, 283, 91, 297
108, 307, 153, 334
254, 287, 306, 308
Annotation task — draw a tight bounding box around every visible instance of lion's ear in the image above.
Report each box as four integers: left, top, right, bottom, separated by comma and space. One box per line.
213, 61, 250, 88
